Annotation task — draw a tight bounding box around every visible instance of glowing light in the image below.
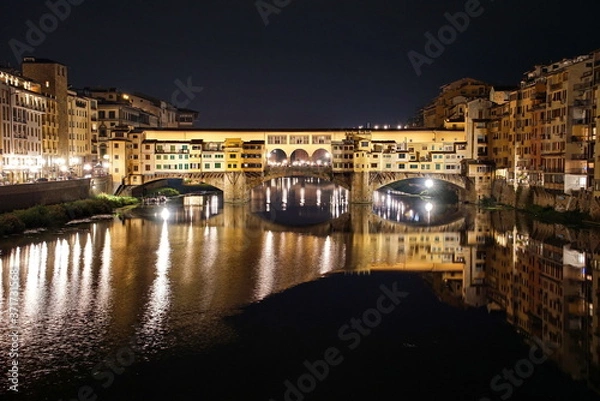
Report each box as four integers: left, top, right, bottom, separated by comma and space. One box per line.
425, 202, 433, 212
425, 179, 433, 189
161, 208, 170, 221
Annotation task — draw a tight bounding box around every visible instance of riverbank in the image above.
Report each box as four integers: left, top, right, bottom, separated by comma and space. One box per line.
0, 194, 139, 236
478, 200, 591, 228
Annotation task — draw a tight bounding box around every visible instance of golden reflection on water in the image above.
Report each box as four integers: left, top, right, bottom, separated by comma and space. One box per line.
0, 257, 3, 313
138, 221, 172, 349
255, 230, 275, 300
0, 195, 481, 394
79, 233, 93, 314
97, 229, 112, 314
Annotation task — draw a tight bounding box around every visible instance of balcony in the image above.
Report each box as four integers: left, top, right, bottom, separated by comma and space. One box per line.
569, 135, 587, 143
574, 82, 592, 91
572, 118, 590, 126
573, 99, 592, 108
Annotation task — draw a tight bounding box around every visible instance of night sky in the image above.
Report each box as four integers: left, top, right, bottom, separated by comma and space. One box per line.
1, 0, 600, 128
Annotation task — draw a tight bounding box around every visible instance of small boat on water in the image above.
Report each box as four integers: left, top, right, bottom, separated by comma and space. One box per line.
142, 195, 168, 205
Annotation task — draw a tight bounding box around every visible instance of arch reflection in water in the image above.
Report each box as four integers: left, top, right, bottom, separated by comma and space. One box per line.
373, 190, 461, 226
251, 177, 349, 225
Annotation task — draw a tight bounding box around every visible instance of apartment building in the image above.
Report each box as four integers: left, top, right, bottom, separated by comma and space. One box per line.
494, 53, 598, 193
422, 78, 492, 129
0, 69, 47, 183
67, 90, 97, 176
21, 57, 69, 167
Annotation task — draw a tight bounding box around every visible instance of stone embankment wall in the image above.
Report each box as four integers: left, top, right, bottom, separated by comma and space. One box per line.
491, 180, 600, 221
0, 179, 91, 213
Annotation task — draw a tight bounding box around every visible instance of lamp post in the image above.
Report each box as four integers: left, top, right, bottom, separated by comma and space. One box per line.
83, 163, 92, 178
102, 154, 111, 176
56, 157, 66, 179
70, 156, 80, 178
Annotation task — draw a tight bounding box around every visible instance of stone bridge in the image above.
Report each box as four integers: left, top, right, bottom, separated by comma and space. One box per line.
127, 168, 476, 204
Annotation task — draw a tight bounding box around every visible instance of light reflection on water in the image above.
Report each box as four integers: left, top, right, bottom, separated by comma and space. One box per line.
137, 221, 172, 352
251, 177, 349, 225
372, 190, 462, 226
0, 188, 352, 396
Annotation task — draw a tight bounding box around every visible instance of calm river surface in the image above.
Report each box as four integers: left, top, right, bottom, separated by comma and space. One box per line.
1, 177, 600, 400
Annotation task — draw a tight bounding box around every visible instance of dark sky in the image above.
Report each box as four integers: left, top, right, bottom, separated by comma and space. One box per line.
1, 0, 599, 128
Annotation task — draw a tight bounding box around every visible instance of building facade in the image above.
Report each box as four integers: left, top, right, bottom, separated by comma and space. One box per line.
21, 57, 69, 170
0, 69, 48, 183
67, 90, 97, 176
422, 78, 492, 129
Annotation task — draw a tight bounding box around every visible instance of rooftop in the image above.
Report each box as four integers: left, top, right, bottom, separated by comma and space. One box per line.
22, 57, 66, 66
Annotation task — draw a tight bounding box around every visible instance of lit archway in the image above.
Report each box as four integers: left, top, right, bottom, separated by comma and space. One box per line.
290, 149, 310, 166
268, 149, 288, 166
311, 149, 331, 166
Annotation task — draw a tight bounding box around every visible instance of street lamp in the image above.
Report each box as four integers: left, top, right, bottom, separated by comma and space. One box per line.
83, 163, 92, 178
102, 154, 111, 176
69, 156, 81, 177
56, 158, 66, 179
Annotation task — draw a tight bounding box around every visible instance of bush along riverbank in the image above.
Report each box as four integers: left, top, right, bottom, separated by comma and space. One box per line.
524, 204, 590, 226
0, 194, 139, 236
473, 197, 591, 226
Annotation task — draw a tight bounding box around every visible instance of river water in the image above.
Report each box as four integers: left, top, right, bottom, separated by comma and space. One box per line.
1, 177, 599, 400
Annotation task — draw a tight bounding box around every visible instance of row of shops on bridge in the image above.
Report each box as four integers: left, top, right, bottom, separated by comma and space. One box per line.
100, 128, 495, 195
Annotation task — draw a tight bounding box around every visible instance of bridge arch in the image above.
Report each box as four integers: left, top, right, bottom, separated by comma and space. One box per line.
129, 177, 225, 198
344, 172, 475, 204
369, 172, 470, 192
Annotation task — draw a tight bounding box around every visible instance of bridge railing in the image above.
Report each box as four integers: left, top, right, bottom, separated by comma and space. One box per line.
264, 166, 333, 176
